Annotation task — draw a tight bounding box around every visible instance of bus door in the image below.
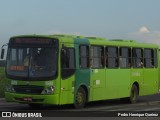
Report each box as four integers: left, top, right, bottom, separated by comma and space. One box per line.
90, 46, 106, 101
60, 44, 76, 104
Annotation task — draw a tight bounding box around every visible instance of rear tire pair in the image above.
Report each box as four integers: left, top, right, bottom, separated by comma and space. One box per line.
121, 84, 138, 104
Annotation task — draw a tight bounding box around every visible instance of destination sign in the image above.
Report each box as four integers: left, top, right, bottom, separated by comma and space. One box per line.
9, 37, 58, 47
13, 38, 52, 44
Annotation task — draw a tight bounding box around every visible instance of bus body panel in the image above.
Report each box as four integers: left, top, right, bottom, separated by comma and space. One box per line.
142, 68, 159, 95
105, 69, 131, 99
90, 69, 106, 101
4, 34, 160, 107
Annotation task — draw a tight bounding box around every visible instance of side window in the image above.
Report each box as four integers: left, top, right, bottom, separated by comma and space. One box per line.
90, 46, 104, 68
106, 47, 118, 68
61, 47, 75, 79
119, 48, 131, 68
154, 49, 158, 68
79, 45, 89, 68
144, 49, 157, 68
132, 48, 143, 68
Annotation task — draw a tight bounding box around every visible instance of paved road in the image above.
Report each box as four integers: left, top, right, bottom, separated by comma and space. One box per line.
0, 93, 160, 117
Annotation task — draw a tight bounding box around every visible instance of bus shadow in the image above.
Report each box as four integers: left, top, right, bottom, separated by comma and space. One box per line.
16, 94, 160, 110
21, 99, 129, 110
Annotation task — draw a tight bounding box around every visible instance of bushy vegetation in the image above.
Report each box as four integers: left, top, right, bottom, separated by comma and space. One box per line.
0, 67, 8, 98
0, 60, 6, 67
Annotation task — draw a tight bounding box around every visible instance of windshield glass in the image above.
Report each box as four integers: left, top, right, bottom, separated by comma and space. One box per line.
7, 47, 58, 80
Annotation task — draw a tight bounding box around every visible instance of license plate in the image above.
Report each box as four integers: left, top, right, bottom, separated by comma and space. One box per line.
23, 97, 32, 101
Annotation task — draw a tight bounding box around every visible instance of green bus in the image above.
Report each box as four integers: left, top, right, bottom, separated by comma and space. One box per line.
1, 34, 160, 108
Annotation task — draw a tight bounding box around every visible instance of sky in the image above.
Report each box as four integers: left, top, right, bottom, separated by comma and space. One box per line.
0, 0, 160, 55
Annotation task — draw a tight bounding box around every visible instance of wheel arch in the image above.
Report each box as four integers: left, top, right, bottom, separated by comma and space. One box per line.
132, 81, 139, 95
75, 84, 89, 102
73, 84, 89, 108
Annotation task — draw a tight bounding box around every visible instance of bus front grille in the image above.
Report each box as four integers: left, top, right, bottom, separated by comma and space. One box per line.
13, 85, 44, 94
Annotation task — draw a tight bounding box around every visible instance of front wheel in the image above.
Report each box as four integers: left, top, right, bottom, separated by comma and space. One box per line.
74, 87, 87, 109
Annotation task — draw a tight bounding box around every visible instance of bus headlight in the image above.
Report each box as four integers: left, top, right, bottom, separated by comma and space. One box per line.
6, 85, 15, 93
41, 86, 55, 95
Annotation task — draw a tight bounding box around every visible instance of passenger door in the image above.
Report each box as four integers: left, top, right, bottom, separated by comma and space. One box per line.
60, 44, 76, 104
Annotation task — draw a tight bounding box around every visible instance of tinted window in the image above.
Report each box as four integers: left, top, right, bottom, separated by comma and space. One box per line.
154, 50, 158, 68
7, 47, 58, 80
106, 47, 118, 68
62, 48, 75, 69
132, 48, 143, 68
61, 48, 75, 79
79, 45, 89, 68
119, 48, 131, 68
90, 46, 104, 68
144, 49, 157, 68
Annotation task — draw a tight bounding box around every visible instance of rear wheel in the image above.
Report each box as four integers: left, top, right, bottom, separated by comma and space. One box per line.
129, 84, 138, 104
120, 84, 138, 104
74, 87, 87, 109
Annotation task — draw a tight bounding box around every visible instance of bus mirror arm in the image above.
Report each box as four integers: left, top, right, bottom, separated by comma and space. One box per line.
1, 43, 8, 59
1, 49, 5, 59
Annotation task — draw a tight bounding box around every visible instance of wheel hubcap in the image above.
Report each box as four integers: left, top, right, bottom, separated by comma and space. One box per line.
77, 92, 83, 105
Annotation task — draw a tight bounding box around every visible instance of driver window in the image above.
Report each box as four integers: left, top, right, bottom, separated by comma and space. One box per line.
61, 47, 75, 79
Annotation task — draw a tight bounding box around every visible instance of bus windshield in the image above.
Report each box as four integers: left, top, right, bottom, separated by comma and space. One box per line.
6, 39, 58, 80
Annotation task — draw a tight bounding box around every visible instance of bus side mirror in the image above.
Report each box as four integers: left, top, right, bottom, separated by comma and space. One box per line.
1, 48, 5, 59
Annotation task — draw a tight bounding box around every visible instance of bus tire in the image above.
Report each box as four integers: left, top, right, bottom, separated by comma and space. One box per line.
74, 87, 87, 109
129, 84, 138, 104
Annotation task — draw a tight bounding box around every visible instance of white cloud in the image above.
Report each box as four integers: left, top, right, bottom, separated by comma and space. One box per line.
128, 26, 160, 45
139, 26, 150, 33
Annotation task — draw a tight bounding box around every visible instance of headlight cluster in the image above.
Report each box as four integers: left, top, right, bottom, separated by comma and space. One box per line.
6, 85, 15, 93
41, 86, 55, 95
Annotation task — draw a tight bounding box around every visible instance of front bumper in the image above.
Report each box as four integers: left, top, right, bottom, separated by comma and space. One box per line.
5, 92, 59, 105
